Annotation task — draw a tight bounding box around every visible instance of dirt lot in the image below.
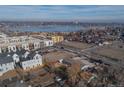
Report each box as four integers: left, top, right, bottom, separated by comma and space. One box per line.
43, 50, 76, 62
0, 70, 17, 81
91, 46, 124, 61
61, 41, 92, 50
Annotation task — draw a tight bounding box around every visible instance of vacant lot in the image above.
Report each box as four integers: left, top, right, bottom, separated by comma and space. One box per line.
92, 47, 124, 61
43, 50, 76, 62
0, 70, 17, 81
61, 41, 92, 50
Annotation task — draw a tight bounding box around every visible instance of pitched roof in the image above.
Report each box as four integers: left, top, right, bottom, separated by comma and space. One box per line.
0, 49, 42, 64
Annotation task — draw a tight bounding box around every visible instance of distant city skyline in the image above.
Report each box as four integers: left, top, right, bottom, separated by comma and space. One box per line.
0, 5, 124, 22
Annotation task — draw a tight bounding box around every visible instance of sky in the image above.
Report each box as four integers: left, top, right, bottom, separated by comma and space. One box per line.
0, 5, 124, 22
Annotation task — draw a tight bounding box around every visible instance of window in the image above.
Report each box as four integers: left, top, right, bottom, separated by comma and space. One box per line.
35, 56, 39, 59
16, 56, 19, 58
13, 47, 15, 50
6, 67, 8, 70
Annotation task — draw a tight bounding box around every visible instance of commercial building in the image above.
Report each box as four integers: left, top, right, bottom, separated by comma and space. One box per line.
51, 36, 64, 43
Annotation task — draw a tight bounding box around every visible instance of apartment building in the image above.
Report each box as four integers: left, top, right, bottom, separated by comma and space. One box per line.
0, 33, 53, 53
51, 36, 64, 43
0, 33, 55, 76
0, 50, 42, 76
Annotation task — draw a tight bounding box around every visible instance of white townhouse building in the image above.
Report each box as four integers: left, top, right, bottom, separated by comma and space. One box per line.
0, 33, 54, 76
0, 33, 7, 38
0, 35, 41, 53
21, 53, 42, 70
0, 33, 53, 53
43, 39, 53, 47
0, 49, 42, 76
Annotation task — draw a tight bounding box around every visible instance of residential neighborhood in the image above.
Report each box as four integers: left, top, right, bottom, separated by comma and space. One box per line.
0, 23, 124, 87
0, 5, 124, 87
